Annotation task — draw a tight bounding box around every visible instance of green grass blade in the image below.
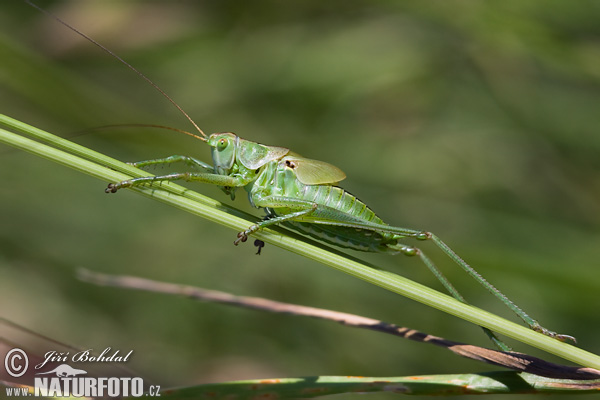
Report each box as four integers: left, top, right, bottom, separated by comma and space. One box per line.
5, 372, 597, 398
157, 372, 600, 397
1, 113, 599, 370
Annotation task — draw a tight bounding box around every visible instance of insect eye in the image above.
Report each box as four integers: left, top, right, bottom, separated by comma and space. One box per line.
217, 138, 228, 151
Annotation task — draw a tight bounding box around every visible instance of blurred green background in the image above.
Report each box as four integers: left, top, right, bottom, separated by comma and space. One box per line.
1, 1, 599, 398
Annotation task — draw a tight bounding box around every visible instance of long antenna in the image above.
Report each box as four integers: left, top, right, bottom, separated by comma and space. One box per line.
26, 0, 208, 141
88, 124, 207, 142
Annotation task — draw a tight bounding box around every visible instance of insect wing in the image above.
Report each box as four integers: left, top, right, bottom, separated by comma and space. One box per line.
238, 138, 289, 169
285, 157, 347, 184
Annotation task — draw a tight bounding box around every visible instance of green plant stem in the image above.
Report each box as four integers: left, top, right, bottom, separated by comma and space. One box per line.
1, 113, 599, 370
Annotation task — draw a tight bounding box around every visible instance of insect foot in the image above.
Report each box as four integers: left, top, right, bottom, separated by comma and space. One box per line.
533, 323, 577, 344
105, 181, 129, 193
105, 183, 119, 193
234, 231, 249, 246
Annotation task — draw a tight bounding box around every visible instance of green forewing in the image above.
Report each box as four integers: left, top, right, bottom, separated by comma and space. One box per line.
238, 138, 289, 169
286, 157, 346, 184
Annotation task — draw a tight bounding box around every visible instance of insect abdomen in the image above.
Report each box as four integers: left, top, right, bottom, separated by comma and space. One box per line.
301, 184, 380, 223
286, 184, 393, 252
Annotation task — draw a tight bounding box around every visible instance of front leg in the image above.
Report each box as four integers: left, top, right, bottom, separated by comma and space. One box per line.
130, 155, 214, 171
106, 172, 250, 193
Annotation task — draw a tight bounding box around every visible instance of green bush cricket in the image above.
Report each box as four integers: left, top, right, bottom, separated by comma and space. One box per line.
31, 1, 575, 350
105, 131, 575, 349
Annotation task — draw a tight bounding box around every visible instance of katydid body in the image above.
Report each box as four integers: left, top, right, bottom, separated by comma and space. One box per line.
107, 132, 575, 347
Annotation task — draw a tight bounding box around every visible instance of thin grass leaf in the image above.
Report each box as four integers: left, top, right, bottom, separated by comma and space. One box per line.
5, 372, 599, 398
157, 372, 600, 397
